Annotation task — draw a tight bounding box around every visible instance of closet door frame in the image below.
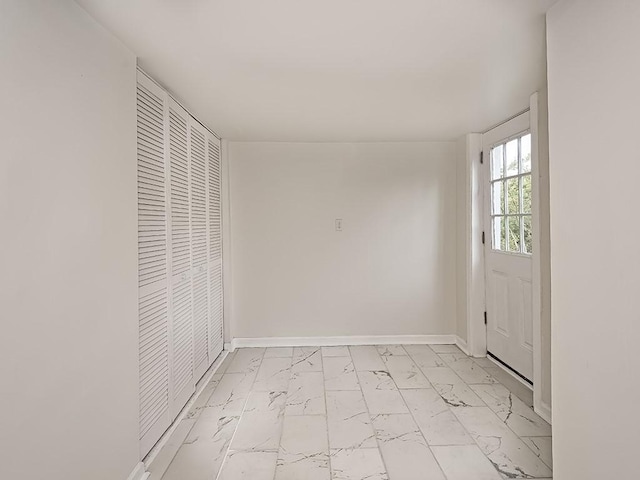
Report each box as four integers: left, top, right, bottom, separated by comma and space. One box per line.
136, 67, 224, 457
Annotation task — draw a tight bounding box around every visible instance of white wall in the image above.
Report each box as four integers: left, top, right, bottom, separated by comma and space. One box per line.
228, 142, 457, 339
547, 0, 640, 477
0, 2, 139, 479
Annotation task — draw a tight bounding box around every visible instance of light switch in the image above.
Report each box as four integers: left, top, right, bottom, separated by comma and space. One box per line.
335, 219, 343, 231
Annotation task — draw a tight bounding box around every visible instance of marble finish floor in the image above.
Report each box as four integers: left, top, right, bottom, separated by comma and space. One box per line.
156, 345, 552, 480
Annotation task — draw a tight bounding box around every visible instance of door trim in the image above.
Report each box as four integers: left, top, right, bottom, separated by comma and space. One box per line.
530, 91, 552, 424
465, 92, 551, 424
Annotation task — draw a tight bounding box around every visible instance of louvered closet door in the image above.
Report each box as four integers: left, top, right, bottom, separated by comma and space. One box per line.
189, 121, 209, 380
136, 72, 170, 458
167, 99, 195, 417
207, 135, 224, 361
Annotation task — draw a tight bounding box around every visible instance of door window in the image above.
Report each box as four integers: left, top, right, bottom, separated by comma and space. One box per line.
490, 133, 532, 254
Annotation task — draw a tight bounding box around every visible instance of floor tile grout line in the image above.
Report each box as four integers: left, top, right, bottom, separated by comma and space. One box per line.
320, 346, 334, 479
421, 346, 508, 479
387, 345, 451, 480
269, 347, 297, 480
427, 345, 509, 478
214, 347, 268, 480
519, 436, 553, 470
354, 345, 398, 480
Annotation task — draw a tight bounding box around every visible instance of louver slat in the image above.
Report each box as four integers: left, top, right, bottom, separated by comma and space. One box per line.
169, 102, 194, 407
207, 137, 224, 361
136, 75, 170, 457
190, 124, 209, 376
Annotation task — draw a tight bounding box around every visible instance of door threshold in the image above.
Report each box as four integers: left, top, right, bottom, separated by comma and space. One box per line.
487, 351, 533, 390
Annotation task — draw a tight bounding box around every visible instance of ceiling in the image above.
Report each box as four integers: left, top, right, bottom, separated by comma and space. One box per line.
76, 0, 555, 142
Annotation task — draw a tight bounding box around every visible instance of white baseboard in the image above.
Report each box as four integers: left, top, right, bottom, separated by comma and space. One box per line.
126, 462, 149, 480
230, 334, 457, 350
455, 336, 470, 355
535, 399, 552, 425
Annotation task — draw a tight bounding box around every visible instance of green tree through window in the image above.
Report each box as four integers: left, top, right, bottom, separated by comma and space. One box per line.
491, 134, 532, 254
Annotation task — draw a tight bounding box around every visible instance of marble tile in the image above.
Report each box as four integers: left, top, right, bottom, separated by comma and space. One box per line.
452, 407, 553, 479
163, 416, 238, 480
323, 356, 360, 391
184, 373, 223, 420
421, 366, 465, 385
148, 418, 196, 480
292, 347, 323, 372
372, 414, 446, 480
253, 357, 292, 392
470, 384, 551, 437
217, 451, 278, 480
430, 344, 463, 354
264, 347, 294, 358
286, 371, 326, 415
322, 346, 350, 357
404, 344, 446, 369
349, 346, 386, 371
376, 345, 407, 356
484, 366, 534, 408
275, 452, 330, 480
226, 348, 265, 374
185, 413, 238, 444
382, 355, 431, 389
357, 370, 409, 414
330, 448, 388, 480
163, 438, 228, 480
401, 389, 474, 446
216, 350, 236, 374
326, 390, 376, 449
431, 445, 503, 480
433, 383, 486, 408
473, 356, 496, 368
280, 415, 329, 454
521, 436, 553, 469
437, 352, 468, 362
199, 372, 255, 419
229, 391, 286, 452
155, 347, 552, 480
439, 354, 497, 384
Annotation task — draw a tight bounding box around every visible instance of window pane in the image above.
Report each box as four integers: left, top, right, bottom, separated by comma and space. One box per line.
507, 216, 521, 252
491, 181, 504, 215
506, 139, 518, 176
521, 134, 532, 173
507, 177, 519, 214
522, 174, 532, 214
491, 145, 504, 179
523, 215, 532, 254
492, 216, 505, 251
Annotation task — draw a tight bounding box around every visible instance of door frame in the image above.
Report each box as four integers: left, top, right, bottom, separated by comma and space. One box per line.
464, 92, 551, 424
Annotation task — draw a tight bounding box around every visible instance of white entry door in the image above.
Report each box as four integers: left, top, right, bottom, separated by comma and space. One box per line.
483, 112, 534, 382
